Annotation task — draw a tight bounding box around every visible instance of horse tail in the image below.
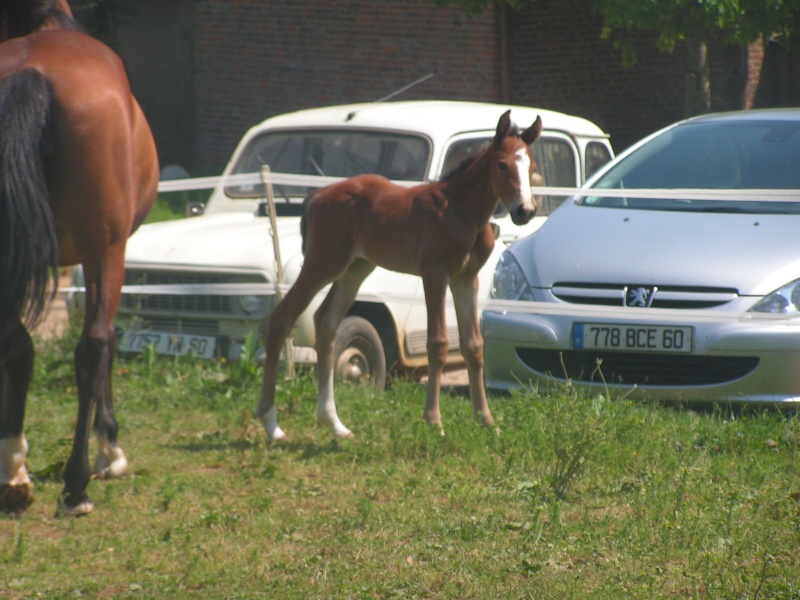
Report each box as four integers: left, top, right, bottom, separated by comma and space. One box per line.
0, 69, 59, 330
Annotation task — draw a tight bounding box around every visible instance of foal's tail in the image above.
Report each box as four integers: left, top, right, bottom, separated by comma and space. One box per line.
0, 69, 59, 330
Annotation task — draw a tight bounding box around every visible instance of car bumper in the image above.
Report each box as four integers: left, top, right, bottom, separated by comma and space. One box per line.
482, 304, 800, 405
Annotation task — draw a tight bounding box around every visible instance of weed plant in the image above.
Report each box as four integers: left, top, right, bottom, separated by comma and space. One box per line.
1, 331, 799, 599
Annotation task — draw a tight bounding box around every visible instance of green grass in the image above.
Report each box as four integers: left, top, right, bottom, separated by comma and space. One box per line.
2, 330, 799, 599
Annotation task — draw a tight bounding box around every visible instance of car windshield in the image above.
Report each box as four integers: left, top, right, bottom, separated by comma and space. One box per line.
225, 129, 430, 202
583, 118, 800, 214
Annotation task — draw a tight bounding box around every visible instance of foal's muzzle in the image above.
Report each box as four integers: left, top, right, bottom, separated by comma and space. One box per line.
510, 202, 537, 225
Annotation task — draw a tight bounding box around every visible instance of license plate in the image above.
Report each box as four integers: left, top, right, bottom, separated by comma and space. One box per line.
572, 323, 693, 353
119, 331, 216, 359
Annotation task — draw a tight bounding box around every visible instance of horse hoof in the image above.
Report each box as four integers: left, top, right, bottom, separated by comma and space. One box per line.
267, 427, 288, 443
333, 427, 354, 440
94, 446, 132, 480
317, 413, 353, 439
56, 497, 94, 518
0, 483, 34, 513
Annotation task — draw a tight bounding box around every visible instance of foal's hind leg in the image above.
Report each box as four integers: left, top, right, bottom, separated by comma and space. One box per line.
313, 259, 375, 439
0, 321, 35, 513
257, 270, 331, 441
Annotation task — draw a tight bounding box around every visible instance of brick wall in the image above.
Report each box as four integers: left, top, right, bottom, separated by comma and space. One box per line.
193, 0, 504, 173
115, 0, 754, 175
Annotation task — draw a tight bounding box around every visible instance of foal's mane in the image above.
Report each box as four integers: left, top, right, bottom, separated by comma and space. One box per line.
3, 0, 82, 39
440, 155, 478, 182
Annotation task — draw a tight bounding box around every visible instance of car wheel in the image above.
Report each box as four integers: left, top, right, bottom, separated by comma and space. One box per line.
334, 316, 387, 389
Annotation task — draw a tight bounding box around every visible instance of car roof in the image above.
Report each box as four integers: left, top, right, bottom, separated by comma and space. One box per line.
680, 108, 800, 126
248, 100, 609, 141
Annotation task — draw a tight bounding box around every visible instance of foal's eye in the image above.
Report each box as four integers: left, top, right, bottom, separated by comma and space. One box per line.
497, 161, 508, 171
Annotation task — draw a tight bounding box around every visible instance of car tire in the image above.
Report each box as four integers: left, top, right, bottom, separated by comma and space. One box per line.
334, 316, 387, 389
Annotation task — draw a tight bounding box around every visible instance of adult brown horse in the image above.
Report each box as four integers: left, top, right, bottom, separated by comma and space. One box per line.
0, 0, 158, 515
258, 110, 541, 441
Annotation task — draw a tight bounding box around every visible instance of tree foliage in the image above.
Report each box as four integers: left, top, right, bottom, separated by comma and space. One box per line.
434, 0, 800, 61
434, 0, 800, 114
590, 0, 800, 67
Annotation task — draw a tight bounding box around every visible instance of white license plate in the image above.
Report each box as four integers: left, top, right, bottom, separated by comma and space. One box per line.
572, 323, 693, 353
118, 331, 216, 359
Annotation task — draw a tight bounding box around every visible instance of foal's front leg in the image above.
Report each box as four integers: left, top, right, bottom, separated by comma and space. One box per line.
421, 274, 450, 431
450, 274, 494, 427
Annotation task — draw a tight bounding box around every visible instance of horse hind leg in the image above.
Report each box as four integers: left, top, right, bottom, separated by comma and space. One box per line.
92, 326, 131, 480
313, 259, 375, 439
257, 269, 332, 441
59, 248, 126, 516
0, 321, 35, 513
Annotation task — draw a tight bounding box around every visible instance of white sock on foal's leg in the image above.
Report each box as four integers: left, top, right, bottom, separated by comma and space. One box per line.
316, 372, 353, 439
259, 406, 287, 442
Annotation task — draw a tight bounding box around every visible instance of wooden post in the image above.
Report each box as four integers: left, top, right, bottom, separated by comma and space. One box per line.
260, 165, 295, 379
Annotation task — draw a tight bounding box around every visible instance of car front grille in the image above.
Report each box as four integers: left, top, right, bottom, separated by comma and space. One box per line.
120, 270, 270, 316
516, 348, 759, 387
120, 316, 220, 336
551, 283, 739, 309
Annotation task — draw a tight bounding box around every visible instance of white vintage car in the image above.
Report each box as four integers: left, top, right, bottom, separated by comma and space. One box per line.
72, 101, 612, 388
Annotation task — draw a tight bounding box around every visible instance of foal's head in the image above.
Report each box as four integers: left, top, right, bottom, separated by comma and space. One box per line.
491, 110, 542, 225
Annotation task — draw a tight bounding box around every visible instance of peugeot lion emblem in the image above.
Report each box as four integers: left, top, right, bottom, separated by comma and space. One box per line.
625, 286, 656, 307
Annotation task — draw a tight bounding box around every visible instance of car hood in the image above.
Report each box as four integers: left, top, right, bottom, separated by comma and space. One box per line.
125, 213, 303, 271
516, 203, 800, 297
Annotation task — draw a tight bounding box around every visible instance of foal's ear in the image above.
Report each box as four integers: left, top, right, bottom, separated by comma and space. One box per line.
494, 110, 512, 146
521, 116, 543, 145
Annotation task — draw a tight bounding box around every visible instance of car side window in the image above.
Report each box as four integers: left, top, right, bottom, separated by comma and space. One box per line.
585, 141, 613, 180
443, 136, 579, 217
531, 138, 578, 215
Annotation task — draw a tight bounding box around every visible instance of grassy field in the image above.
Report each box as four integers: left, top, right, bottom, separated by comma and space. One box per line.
2, 330, 799, 599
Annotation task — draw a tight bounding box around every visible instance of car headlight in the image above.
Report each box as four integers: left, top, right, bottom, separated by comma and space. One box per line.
239, 295, 269, 316
492, 251, 534, 300
749, 279, 800, 315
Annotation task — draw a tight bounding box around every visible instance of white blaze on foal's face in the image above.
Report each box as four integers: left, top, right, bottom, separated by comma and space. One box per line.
515, 148, 534, 205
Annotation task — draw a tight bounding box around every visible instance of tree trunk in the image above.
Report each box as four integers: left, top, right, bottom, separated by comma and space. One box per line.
684, 35, 712, 116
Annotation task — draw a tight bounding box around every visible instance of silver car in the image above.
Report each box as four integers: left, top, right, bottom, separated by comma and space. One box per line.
483, 109, 800, 405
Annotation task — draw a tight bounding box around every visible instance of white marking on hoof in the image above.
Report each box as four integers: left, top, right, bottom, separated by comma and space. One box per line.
260, 407, 287, 442
94, 439, 132, 479
316, 411, 353, 439
0, 436, 32, 488
0, 437, 35, 512
57, 498, 94, 517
